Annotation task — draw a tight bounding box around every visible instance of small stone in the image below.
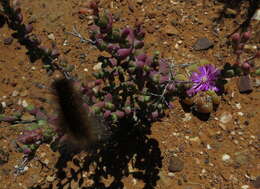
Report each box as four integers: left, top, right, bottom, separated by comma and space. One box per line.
220, 112, 232, 124
3, 37, 13, 45
252, 9, 260, 20
241, 185, 249, 189
163, 25, 179, 36
193, 37, 214, 51
12, 90, 19, 97
222, 154, 231, 162
189, 136, 201, 143
238, 75, 253, 93
252, 176, 260, 188
46, 175, 55, 182
48, 33, 55, 41
22, 100, 28, 108
168, 172, 175, 177
21, 113, 36, 122
235, 103, 241, 109
0, 148, 9, 165
93, 62, 102, 70
168, 157, 184, 172
182, 113, 192, 122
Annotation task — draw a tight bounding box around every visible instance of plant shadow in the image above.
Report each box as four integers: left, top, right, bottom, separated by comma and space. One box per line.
213, 0, 259, 35
32, 120, 162, 189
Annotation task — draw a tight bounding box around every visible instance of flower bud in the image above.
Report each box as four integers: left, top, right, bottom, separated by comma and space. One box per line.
94, 101, 105, 108
25, 24, 33, 34
104, 93, 112, 102
151, 111, 159, 119
242, 62, 251, 70
17, 13, 23, 23
135, 61, 145, 68
115, 111, 125, 118
241, 31, 251, 41
117, 48, 132, 59
94, 79, 102, 85
109, 58, 117, 66
121, 28, 131, 38
134, 40, 144, 49
136, 54, 147, 62
23, 148, 32, 155
104, 110, 111, 118
231, 33, 240, 43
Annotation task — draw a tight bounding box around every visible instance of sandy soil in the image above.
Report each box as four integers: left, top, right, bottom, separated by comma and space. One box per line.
0, 0, 259, 189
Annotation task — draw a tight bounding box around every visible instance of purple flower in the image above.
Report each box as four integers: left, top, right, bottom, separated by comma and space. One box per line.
187, 64, 220, 96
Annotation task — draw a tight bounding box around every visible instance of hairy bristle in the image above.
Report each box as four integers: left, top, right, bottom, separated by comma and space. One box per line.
52, 78, 110, 146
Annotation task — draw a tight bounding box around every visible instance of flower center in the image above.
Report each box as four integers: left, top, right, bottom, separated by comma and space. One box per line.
201, 76, 208, 83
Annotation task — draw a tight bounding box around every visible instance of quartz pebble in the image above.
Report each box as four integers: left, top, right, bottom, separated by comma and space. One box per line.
222, 154, 231, 162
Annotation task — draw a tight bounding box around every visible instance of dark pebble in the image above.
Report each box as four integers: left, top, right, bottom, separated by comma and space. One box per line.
168, 156, 184, 172
3, 37, 13, 45
237, 75, 253, 93
0, 103, 3, 114
0, 15, 5, 28
252, 176, 260, 188
193, 37, 214, 51
0, 148, 9, 165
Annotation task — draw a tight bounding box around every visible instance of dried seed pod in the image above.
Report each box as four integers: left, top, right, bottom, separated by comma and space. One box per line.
196, 101, 213, 114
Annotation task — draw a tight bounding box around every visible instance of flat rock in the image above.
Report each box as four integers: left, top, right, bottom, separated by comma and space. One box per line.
237, 75, 253, 93
220, 112, 232, 124
252, 176, 260, 188
21, 113, 36, 122
193, 37, 213, 51
168, 157, 184, 172
163, 25, 179, 36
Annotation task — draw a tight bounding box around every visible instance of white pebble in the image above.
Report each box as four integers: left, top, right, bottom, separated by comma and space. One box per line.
48, 33, 55, 41
241, 185, 250, 189
235, 103, 241, 109
237, 112, 244, 116
93, 62, 102, 70
222, 154, 231, 162
22, 100, 28, 107
1, 102, 6, 108
220, 112, 233, 124
12, 90, 19, 97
